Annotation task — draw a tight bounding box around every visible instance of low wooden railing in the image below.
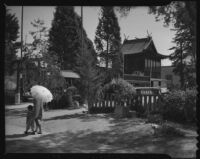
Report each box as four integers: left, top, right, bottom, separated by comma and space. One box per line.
89, 92, 160, 114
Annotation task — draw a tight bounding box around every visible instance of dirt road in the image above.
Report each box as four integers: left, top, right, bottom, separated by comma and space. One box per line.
5, 106, 197, 157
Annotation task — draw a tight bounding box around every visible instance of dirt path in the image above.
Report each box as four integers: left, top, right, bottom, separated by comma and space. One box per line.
5, 107, 197, 157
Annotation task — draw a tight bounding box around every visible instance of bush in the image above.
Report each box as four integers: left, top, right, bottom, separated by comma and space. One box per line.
103, 78, 136, 101
47, 86, 78, 109
184, 89, 197, 122
102, 78, 136, 118
160, 89, 196, 123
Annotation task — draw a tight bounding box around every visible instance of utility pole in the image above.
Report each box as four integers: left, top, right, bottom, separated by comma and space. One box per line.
81, 6, 83, 55
15, 6, 23, 104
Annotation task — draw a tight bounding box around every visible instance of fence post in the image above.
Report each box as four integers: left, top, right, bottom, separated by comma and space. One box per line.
114, 95, 116, 108
102, 97, 105, 113
144, 95, 147, 109
149, 95, 152, 113
111, 94, 115, 112
153, 95, 156, 112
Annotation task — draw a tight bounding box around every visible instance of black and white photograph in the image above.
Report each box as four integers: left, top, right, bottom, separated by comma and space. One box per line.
4, 2, 197, 158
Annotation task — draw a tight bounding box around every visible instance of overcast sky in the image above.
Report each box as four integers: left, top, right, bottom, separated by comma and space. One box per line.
7, 6, 175, 66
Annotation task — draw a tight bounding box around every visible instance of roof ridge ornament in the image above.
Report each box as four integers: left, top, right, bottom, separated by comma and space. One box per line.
146, 30, 152, 39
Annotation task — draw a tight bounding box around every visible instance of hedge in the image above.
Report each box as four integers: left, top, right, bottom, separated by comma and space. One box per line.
159, 89, 196, 123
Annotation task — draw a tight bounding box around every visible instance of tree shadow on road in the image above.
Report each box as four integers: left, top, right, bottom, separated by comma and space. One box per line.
43, 113, 86, 121
5, 113, 196, 157
5, 109, 27, 117
6, 133, 29, 138
6, 118, 196, 158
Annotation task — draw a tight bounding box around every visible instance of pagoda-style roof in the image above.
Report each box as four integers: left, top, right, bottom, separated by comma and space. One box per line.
121, 37, 168, 59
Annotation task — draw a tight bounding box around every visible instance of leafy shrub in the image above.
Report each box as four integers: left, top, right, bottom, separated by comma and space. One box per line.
184, 89, 197, 122
47, 86, 78, 109
103, 78, 136, 102
159, 89, 196, 123
102, 78, 136, 118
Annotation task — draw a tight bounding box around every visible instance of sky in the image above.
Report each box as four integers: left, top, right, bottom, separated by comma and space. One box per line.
7, 6, 175, 66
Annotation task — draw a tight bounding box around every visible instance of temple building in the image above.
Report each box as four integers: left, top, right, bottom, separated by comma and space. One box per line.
121, 37, 168, 87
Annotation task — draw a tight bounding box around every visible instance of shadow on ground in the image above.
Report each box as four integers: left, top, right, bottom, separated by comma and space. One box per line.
43, 113, 86, 121
6, 115, 196, 158
5, 110, 196, 157
5, 109, 27, 117
6, 133, 29, 138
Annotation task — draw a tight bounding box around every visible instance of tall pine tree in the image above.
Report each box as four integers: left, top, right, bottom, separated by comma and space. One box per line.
94, 7, 121, 71
75, 46, 104, 107
5, 9, 19, 75
49, 6, 83, 70
49, 6, 101, 104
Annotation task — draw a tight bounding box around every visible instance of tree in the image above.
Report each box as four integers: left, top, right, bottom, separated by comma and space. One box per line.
109, 49, 123, 78
22, 19, 66, 93
148, 2, 196, 88
74, 28, 103, 106
5, 9, 19, 75
48, 6, 83, 70
75, 46, 104, 108
94, 7, 121, 71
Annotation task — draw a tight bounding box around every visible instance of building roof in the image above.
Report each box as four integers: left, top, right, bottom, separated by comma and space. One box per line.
60, 70, 80, 79
156, 53, 169, 59
121, 38, 151, 55
121, 37, 168, 59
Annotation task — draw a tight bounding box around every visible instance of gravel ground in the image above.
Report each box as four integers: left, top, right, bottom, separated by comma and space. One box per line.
5, 106, 197, 158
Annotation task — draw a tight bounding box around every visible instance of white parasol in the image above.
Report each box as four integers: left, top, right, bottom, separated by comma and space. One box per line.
30, 85, 53, 103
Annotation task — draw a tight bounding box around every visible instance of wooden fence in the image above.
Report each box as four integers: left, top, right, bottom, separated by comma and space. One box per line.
89, 93, 160, 114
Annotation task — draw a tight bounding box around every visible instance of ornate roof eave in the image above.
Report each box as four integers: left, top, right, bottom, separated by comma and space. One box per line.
157, 53, 169, 59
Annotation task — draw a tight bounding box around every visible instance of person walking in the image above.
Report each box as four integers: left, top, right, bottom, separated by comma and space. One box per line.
33, 99, 43, 134
24, 105, 35, 134
30, 85, 53, 134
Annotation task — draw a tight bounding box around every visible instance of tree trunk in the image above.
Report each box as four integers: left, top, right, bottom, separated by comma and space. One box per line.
106, 37, 109, 69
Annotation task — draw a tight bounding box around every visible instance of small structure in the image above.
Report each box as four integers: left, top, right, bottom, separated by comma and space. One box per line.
60, 70, 80, 86
161, 65, 196, 89
161, 66, 180, 88
121, 37, 168, 87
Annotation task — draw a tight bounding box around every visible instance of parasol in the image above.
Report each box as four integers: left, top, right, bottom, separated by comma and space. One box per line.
30, 85, 53, 103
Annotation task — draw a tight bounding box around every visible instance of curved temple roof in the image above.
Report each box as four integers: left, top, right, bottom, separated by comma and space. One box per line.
121, 37, 168, 59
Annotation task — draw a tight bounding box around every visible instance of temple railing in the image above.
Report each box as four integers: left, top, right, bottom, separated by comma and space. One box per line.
124, 74, 150, 81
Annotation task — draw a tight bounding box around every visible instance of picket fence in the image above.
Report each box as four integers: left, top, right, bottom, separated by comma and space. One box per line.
89, 93, 160, 114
